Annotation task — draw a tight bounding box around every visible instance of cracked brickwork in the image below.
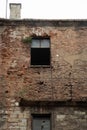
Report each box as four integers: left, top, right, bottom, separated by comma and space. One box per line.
0, 19, 87, 130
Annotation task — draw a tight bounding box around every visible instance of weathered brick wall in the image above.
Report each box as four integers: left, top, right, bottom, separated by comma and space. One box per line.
54, 107, 87, 130
0, 19, 87, 130
0, 20, 87, 103
2, 105, 87, 130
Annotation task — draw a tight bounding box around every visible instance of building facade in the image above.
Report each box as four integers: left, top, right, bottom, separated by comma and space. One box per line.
0, 19, 87, 130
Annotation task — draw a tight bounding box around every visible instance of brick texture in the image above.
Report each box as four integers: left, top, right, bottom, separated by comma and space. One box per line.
0, 19, 87, 130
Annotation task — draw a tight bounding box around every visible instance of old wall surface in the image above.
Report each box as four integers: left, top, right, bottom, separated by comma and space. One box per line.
0, 19, 87, 130
0, 106, 87, 130
0, 20, 87, 102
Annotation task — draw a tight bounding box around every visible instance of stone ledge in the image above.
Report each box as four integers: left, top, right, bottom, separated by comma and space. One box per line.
19, 99, 87, 107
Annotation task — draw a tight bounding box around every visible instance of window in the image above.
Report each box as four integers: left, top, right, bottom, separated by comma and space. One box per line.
32, 114, 51, 130
31, 38, 50, 65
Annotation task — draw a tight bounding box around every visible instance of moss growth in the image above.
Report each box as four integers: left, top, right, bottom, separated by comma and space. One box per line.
22, 37, 32, 43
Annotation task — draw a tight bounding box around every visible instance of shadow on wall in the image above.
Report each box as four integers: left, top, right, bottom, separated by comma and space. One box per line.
0, 103, 7, 128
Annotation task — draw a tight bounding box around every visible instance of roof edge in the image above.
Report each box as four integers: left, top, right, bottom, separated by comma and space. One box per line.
0, 18, 87, 27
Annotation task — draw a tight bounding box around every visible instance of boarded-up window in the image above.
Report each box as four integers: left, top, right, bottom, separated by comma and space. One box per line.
32, 114, 51, 130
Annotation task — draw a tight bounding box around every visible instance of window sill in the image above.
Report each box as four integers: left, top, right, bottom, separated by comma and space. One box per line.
30, 65, 51, 68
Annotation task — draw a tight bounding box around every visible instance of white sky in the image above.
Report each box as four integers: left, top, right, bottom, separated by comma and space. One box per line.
0, 0, 87, 19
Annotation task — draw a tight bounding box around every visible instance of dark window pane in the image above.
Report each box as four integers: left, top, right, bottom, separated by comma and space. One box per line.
31, 48, 50, 65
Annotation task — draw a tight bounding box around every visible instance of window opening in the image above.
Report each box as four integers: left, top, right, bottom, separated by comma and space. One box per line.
31, 38, 50, 65
32, 114, 51, 130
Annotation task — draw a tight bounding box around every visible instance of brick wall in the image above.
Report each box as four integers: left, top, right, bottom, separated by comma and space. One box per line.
1, 105, 87, 130
0, 20, 87, 102
0, 19, 87, 130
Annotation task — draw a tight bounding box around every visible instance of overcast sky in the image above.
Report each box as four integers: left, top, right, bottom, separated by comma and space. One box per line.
0, 0, 87, 19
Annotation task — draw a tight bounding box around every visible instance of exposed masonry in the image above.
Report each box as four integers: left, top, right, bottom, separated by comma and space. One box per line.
0, 19, 87, 130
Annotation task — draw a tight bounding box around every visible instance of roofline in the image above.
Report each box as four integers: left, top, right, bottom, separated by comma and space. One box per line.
1, 18, 87, 21
0, 18, 87, 27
